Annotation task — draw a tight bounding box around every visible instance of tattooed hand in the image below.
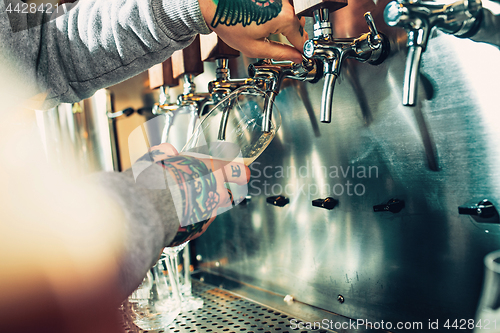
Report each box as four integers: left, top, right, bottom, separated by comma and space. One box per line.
142, 143, 250, 247
198, 0, 308, 63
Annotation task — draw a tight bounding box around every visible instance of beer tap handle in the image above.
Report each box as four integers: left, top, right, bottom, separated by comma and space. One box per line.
172, 35, 204, 80
294, 0, 347, 17
200, 33, 240, 63
148, 57, 179, 90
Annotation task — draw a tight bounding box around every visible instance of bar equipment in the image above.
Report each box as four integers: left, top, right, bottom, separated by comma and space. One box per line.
248, 57, 322, 132
295, 0, 390, 123
149, 57, 180, 144
173, 35, 213, 135
383, 0, 483, 106
112, 1, 500, 330
201, 33, 322, 134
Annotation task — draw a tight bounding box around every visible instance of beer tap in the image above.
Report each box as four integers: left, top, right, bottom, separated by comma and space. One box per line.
384, 0, 483, 106
200, 33, 254, 104
296, 0, 390, 123
172, 36, 213, 136
149, 58, 180, 143
248, 56, 323, 132
173, 35, 212, 111
201, 33, 322, 133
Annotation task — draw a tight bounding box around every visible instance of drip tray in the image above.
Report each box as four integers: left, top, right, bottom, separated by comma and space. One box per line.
122, 279, 335, 333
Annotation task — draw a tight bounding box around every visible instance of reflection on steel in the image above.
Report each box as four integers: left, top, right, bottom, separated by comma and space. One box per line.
37, 89, 119, 173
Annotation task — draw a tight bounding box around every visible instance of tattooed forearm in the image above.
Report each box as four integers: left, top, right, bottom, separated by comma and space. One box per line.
137, 149, 165, 163
158, 156, 219, 246
211, 0, 283, 28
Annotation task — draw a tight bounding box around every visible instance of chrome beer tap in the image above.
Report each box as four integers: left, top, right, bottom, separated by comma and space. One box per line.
384, 0, 483, 106
207, 58, 255, 104
148, 58, 181, 143
303, 11, 390, 123
177, 74, 212, 112
247, 56, 322, 132
208, 54, 321, 133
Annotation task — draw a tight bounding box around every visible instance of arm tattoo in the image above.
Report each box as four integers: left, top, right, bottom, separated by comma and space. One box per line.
137, 149, 165, 163
159, 156, 219, 246
231, 165, 241, 178
211, 0, 283, 28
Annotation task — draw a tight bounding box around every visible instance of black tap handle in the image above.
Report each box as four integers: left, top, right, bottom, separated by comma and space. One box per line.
266, 195, 290, 207
373, 198, 405, 213
312, 197, 338, 210
459, 199, 497, 219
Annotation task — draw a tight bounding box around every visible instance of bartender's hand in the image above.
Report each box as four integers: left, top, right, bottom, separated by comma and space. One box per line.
198, 0, 308, 63
142, 143, 250, 247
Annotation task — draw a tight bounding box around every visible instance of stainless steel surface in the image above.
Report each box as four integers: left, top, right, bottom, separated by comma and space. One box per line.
189, 0, 500, 330
37, 89, 118, 173
121, 279, 342, 333
383, 0, 483, 106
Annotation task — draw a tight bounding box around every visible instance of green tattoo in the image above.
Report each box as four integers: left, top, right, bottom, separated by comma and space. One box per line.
211, 0, 283, 28
159, 156, 219, 246
137, 149, 165, 163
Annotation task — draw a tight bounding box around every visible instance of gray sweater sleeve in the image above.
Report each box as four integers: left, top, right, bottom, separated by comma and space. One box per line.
0, 0, 210, 296
92, 161, 183, 297
0, 0, 211, 109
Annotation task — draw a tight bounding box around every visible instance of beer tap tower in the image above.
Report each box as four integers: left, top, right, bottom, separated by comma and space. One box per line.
294, 0, 391, 123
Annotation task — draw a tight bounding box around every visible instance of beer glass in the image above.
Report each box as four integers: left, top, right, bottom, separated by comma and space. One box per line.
474, 250, 500, 332
126, 254, 181, 330
182, 85, 281, 166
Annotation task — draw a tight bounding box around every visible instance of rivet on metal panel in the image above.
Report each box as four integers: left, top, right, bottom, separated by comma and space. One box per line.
337, 295, 345, 304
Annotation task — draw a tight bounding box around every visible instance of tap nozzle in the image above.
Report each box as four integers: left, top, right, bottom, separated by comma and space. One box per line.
384, 0, 483, 106
248, 58, 322, 132
305, 11, 390, 122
